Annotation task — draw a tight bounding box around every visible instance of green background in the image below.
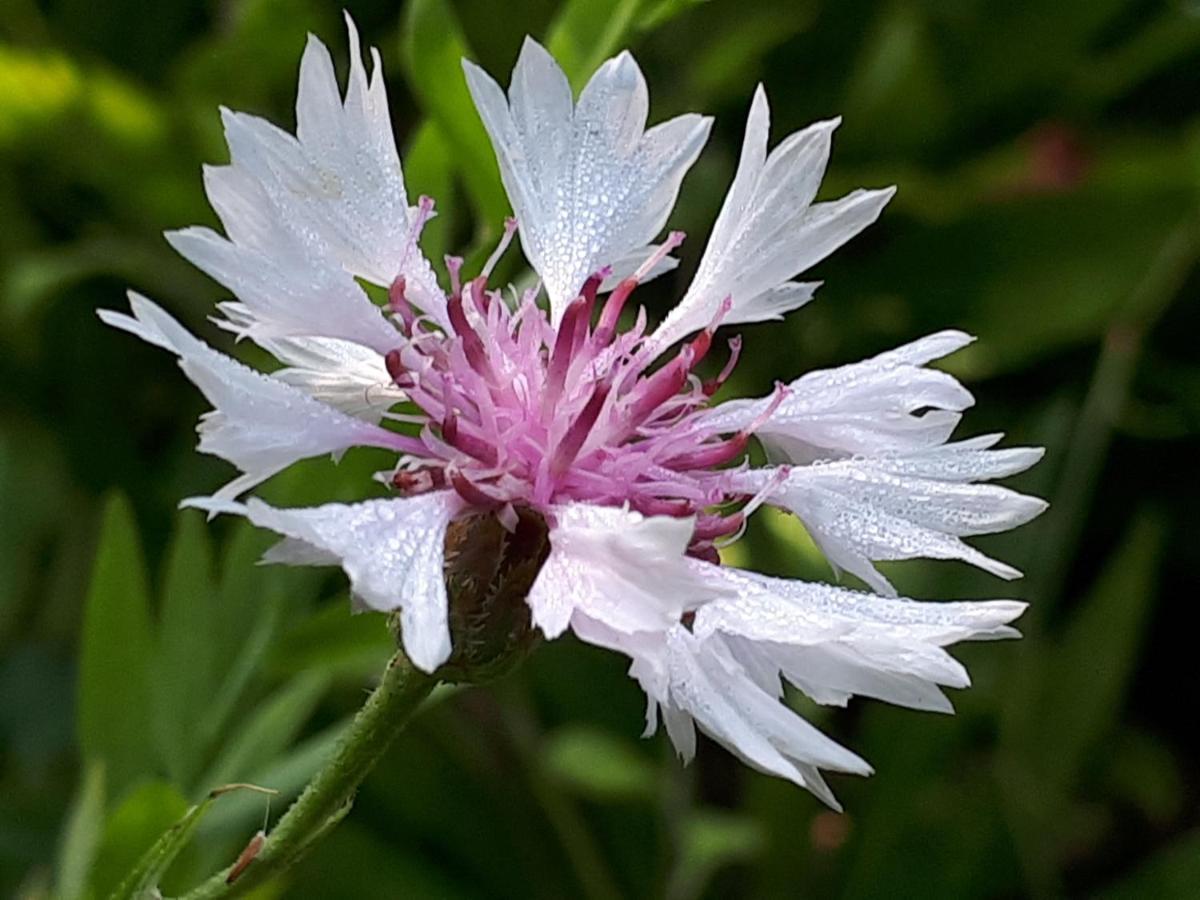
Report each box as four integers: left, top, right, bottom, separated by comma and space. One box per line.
2, 0, 1198, 897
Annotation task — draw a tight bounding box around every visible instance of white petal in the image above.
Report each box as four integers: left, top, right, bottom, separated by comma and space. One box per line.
208, 16, 447, 325
168, 222, 402, 355
703, 330, 976, 461
193, 492, 463, 672
693, 563, 1026, 646
662, 629, 872, 791
526, 503, 716, 639
464, 40, 711, 322
574, 616, 870, 806
650, 87, 893, 351
690, 562, 1026, 713
99, 293, 409, 498
735, 441, 1047, 594
258, 334, 404, 423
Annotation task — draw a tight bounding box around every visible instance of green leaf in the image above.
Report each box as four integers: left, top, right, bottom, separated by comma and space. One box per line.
403, 120, 457, 262
1037, 510, 1165, 789
1099, 829, 1200, 899
290, 822, 475, 900
841, 2, 950, 155
198, 672, 330, 790
403, 0, 509, 235
89, 781, 190, 899
668, 809, 765, 900
639, 0, 708, 32
191, 522, 289, 759
153, 511, 218, 788
546, 0, 645, 90
998, 509, 1166, 891
55, 760, 107, 900
79, 494, 157, 796
107, 795, 213, 900
268, 598, 392, 681
104, 784, 276, 900
197, 721, 350, 841
543, 725, 657, 802
684, 809, 764, 869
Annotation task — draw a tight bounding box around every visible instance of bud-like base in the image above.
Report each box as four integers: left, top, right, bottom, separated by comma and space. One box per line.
391, 507, 550, 685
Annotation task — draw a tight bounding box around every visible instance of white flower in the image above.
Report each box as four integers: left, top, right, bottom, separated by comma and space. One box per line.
102, 17, 1046, 807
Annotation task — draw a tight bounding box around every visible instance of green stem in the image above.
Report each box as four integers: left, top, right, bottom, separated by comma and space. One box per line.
177, 653, 435, 900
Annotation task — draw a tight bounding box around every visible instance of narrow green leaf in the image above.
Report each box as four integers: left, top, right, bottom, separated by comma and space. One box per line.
79, 494, 157, 796
191, 522, 289, 759
89, 781, 190, 900
543, 726, 657, 802
197, 720, 351, 841
402, 0, 509, 233
546, 0, 645, 89
1039, 510, 1164, 789
268, 598, 392, 681
106, 784, 274, 900
198, 671, 330, 790
684, 809, 765, 870
153, 511, 217, 788
193, 592, 284, 765
668, 809, 765, 900
403, 120, 457, 261
107, 795, 214, 900
639, 0, 708, 32
1099, 829, 1200, 899
55, 760, 107, 900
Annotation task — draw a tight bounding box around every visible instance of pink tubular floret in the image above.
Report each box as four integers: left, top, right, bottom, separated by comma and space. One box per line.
383, 243, 765, 556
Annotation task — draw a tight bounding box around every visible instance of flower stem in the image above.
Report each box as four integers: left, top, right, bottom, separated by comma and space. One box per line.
177, 653, 436, 899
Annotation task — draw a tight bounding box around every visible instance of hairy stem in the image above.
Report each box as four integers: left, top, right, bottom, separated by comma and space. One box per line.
177, 653, 436, 899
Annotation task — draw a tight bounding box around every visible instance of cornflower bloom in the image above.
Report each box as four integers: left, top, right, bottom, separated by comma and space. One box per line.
101, 15, 1045, 807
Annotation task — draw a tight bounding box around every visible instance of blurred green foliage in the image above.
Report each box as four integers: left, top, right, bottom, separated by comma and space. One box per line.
1, 0, 1199, 897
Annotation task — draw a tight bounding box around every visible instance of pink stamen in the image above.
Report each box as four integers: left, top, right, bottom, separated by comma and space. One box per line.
442, 411, 499, 465
663, 433, 749, 470
482, 217, 518, 278
446, 292, 493, 377
692, 512, 744, 541
687, 543, 721, 565
448, 467, 501, 507
625, 347, 694, 428
444, 255, 464, 298
630, 496, 696, 517
741, 465, 791, 519
550, 376, 613, 477
635, 230, 685, 281
542, 294, 591, 414
388, 277, 415, 332
397, 196, 436, 276
392, 466, 446, 495
703, 336, 742, 397
742, 381, 789, 434
468, 275, 491, 315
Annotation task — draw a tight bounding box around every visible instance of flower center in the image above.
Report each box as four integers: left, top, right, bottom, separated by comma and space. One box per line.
383, 225, 777, 557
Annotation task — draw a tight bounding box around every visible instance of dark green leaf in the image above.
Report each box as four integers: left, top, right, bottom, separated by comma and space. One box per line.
1038, 510, 1165, 789
403, 0, 509, 234
78, 494, 157, 796
55, 760, 106, 900
198, 672, 330, 790
403, 120, 458, 262
546, 0, 645, 89
543, 725, 657, 802
152, 511, 218, 788
89, 781, 189, 899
